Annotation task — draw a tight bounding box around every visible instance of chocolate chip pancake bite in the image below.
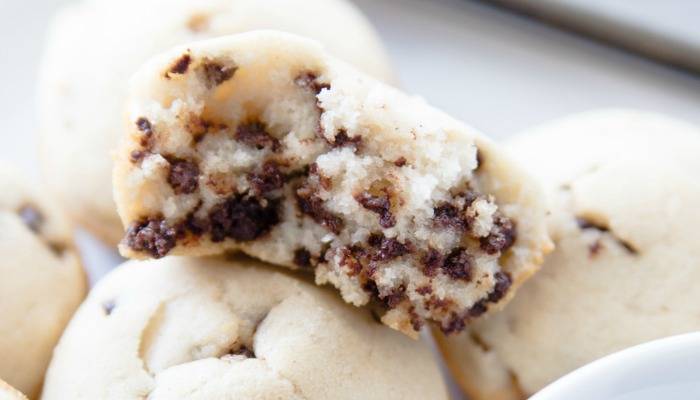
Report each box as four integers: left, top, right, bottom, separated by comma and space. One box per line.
42, 257, 448, 400
113, 31, 551, 336
435, 110, 700, 400
0, 164, 86, 399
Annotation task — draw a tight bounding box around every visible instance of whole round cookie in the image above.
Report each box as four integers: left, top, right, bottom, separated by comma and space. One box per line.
42, 256, 448, 400
435, 109, 700, 399
0, 165, 86, 399
39, 0, 395, 245
0, 380, 27, 400
113, 31, 551, 336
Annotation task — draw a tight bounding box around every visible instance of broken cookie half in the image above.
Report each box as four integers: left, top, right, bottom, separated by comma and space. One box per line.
114, 31, 552, 336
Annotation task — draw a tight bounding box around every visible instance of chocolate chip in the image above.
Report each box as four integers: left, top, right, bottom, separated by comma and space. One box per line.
488, 272, 512, 303
468, 300, 488, 318
184, 212, 209, 236
294, 72, 330, 94
331, 129, 362, 151
433, 203, 466, 230
480, 215, 517, 255
433, 191, 479, 231
248, 161, 285, 195
421, 248, 443, 278
293, 248, 313, 269
382, 285, 406, 309
130, 150, 145, 163
576, 216, 638, 255
425, 296, 451, 311
201, 61, 236, 88
18, 204, 43, 233
368, 234, 410, 262
167, 158, 199, 194
235, 121, 281, 152
410, 309, 424, 332
48, 242, 66, 257
136, 117, 153, 134
475, 148, 484, 171
442, 247, 473, 281
125, 218, 177, 258
394, 157, 407, 167
209, 195, 279, 242
102, 300, 116, 316
440, 313, 466, 335
355, 190, 395, 228
167, 53, 191, 76
295, 183, 343, 234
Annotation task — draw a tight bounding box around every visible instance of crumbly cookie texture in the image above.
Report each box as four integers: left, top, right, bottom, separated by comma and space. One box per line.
114, 31, 551, 336
0, 164, 86, 399
435, 110, 700, 399
0, 380, 28, 400
39, 0, 395, 245
42, 257, 448, 400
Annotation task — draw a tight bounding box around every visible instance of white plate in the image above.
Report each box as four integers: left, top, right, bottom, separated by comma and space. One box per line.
532, 332, 700, 400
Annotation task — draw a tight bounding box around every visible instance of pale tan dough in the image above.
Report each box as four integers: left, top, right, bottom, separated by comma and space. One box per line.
112, 31, 551, 336
0, 380, 27, 400
435, 109, 700, 399
0, 164, 86, 399
38, 0, 395, 244
42, 256, 448, 400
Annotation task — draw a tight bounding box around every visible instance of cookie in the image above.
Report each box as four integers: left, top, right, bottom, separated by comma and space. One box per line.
0, 164, 86, 399
42, 256, 448, 400
38, 0, 395, 245
112, 31, 551, 336
435, 110, 700, 399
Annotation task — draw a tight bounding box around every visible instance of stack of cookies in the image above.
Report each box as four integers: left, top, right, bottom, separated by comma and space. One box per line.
1, 0, 698, 399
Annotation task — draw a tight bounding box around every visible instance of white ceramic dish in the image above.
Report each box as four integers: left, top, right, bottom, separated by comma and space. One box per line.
532, 332, 700, 400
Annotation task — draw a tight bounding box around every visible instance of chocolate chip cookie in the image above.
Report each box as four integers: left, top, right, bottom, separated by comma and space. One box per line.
113, 31, 551, 336
42, 256, 447, 400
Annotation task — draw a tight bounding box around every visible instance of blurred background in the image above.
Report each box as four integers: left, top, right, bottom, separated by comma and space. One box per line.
0, 0, 699, 398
